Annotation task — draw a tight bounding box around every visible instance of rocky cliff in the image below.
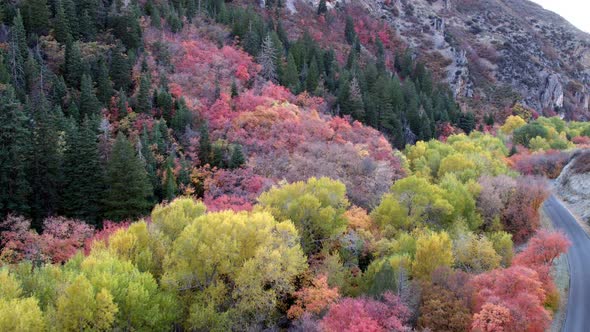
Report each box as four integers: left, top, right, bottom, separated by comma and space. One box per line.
556, 150, 590, 222
301, 0, 590, 119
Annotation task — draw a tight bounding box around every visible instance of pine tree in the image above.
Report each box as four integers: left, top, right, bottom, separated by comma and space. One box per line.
62, 0, 79, 39
317, 0, 327, 15
103, 133, 153, 221
198, 123, 211, 165
135, 73, 152, 113
79, 9, 96, 41
53, 0, 71, 43
211, 143, 226, 168
282, 52, 299, 92
258, 34, 278, 83
110, 43, 132, 92
23, 0, 50, 36
162, 165, 177, 201
12, 12, 28, 61
376, 38, 386, 72
509, 144, 518, 157
79, 74, 99, 119
0, 53, 10, 84
139, 126, 159, 201
156, 88, 173, 120
231, 80, 239, 98
61, 117, 103, 223
96, 58, 113, 106
171, 97, 192, 132
306, 57, 320, 93
458, 112, 476, 134
64, 39, 83, 87
29, 97, 63, 228
345, 16, 356, 45
0, 87, 31, 218
9, 12, 27, 99
229, 144, 246, 169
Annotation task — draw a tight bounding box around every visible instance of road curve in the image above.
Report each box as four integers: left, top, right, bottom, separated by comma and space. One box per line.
543, 195, 590, 332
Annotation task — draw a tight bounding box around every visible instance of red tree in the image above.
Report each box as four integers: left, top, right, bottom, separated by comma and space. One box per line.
321, 292, 410, 332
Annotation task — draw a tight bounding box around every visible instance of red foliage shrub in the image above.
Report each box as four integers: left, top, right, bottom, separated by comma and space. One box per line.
478, 176, 549, 242
513, 230, 570, 303
471, 265, 551, 332
572, 136, 590, 145
0, 215, 94, 264
84, 221, 129, 254
321, 292, 411, 332
509, 150, 571, 179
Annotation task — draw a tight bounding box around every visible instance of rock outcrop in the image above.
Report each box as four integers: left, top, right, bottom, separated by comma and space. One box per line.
299, 0, 590, 119
556, 150, 590, 222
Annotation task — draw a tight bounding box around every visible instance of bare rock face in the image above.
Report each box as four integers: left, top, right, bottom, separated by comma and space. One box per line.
556, 151, 590, 222
321, 0, 590, 119
540, 73, 564, 110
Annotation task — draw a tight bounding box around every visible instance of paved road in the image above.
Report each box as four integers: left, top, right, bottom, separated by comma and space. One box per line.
543, 195, 590, 332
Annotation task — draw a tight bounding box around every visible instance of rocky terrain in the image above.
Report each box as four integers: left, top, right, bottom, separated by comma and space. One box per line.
557, 150, 590, 222
299, 0, 590, 119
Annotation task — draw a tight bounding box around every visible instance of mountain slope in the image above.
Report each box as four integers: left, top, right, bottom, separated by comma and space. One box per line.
301, 0, 590, 119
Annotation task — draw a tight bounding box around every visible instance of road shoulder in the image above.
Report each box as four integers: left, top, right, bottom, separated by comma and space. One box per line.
541, 205, 569, 332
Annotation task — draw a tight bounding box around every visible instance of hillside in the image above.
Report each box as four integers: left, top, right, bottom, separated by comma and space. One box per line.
0, 0, 585, 331
297, 0, 590, 119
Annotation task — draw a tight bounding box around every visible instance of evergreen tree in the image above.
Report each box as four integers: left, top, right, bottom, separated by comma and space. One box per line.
23, 52, 39, 94
229, 144, 246, 169
79, 74, 99, 119
156, 87, 173, 120
103, 133, 153, 221
29, 97, 63, 228
135, 73, 152, 113
198, 123, 211, 165
0, 87, 31, 218
162, 165, 177, 201
509, 144, 518, 157
23, 0, 50, 36
61, 117, 103, 223
345, 16, 356, 45
110, 43, 132, 92
53, 0, 71, 43
282, 52, 299, 92
171, 97, 192, 132
78, 9, 96, 41
376, 38, 386, 72
458, 112, 476, 134
231, 80, 239, 98
0, 53, 10, 84
306, 57, 320, 93
96, 58, 113, 106
66, 100, 79, 120
9, 12, 27, 99
211, 143, 225, 168
12, 11, 28, 61
139, 126, 159, 201
317, 0, 327, 15
62, 0, 79, 39
64, 39, 83, 87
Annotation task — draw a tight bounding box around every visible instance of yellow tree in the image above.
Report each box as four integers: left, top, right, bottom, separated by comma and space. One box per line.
257, 177, 349, 254
0, 297, 46, 332
500, 115, 526, 134
372, 176, 453, 234
412, 231, 454, 280
163, 210, 307, 330
56, 275, 117, 332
